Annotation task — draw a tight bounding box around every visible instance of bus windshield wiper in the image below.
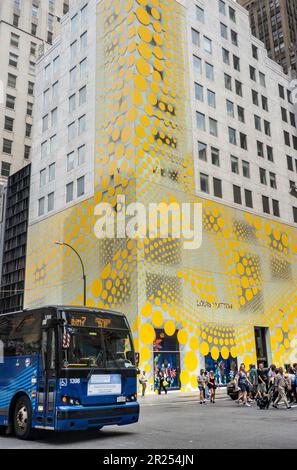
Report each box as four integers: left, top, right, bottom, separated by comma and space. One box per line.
86, 350, 104, 382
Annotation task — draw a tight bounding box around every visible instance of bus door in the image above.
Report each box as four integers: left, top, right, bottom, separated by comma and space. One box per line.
37, 326, 57, 429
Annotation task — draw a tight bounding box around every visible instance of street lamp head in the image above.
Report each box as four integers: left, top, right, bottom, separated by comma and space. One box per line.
55, 241, 64, 246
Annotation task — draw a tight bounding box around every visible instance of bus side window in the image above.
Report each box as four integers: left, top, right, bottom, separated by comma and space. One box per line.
41, 331, 48, 370
49, 329, 56, 371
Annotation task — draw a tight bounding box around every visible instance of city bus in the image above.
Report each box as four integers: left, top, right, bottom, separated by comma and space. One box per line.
0, 306, 139, 439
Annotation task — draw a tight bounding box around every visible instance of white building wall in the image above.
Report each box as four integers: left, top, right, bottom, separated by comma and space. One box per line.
29, 0, 96, 224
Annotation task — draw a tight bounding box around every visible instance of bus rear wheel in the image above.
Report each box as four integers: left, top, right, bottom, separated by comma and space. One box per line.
14, 396, 33, 440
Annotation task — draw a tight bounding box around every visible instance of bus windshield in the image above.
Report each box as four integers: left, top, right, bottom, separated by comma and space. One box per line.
62, 327, 135, 369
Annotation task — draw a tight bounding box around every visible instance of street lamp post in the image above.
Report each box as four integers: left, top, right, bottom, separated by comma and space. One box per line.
55, 241, 87, 306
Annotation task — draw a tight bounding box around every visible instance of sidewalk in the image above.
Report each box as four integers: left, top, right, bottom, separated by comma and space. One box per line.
139, 387, 228, 404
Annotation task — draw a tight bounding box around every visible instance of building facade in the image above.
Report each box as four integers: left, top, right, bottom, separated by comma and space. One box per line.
0, 0, 69, 183
238, 0, 297, 77
25, 0, 297, 392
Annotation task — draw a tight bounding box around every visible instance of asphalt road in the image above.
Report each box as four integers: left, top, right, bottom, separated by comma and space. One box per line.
1, 392, 297, 449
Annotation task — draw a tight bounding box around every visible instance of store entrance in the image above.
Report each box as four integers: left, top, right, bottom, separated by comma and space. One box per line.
153, 329, 181, 390
254, 326, 269, 367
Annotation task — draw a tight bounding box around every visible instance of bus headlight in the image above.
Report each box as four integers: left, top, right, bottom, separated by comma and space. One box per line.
61, 396, 81, 406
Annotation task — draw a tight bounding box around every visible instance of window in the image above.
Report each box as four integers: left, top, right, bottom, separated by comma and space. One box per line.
293, 207, 297, 224
252, 45, 258, 60
260, 168, 267, 185
257, 141, 264, 158
231, 155, 239, 174
259, 72, 266, 87
80, 32, 88, 50
220, 23, 228, 39
262, 96, 268, 111
235, 80, 242, 97
68, 122, 76, 141
242, 161, 250, 178
52, 81, 58, 100
233, 185, 242, 205
284, 131, 291, 147
9, 52, 18, 68
48, 192, 54, 212
27, 102, 33, 116
287, 155, 294, 171
4, 116, 14, 132
49, 163, 56, 182
226, 100, 234, 117
1, 162, 11, 178
198, 142, 207, 161
233, 55, 240, 71
41, 141, 48, 159
50, 134, 57, 154
267, 146, 274, 162
272, 200, 280, 217
270, 172, 277, 189
195, 83, 203, 102
245, 190, 253, 209
290, 113, 296, 128
43, 88, 50, 107
3, 139, 12, 154
13, 14, 19, 27
204, 36, 212, 54
79, 86, 87, 106
81, 3, 88, 25
40, 169, 46, 187
80, 58, 87, 79
193, 56, 202, 79
8, 73, 17, 88
28, 81, 34, 95
205, 62, 214, 81
240, 133, 247, 150
66, 182, 74, 203
213, 178, 222, 198
42, 114, 49, 132
67, 151, 75, 171
45, 64, 51, 81
224, 73, 232, 91
196, 6, 204, 23
6, 95, 16, 110
77, 176, 85, 197
279, 84, 285, 99
254, 115, 261, 131
250, 66, 256, 81
207, 90, 216, 108
219, 0, 226, 15
78, 115, 86, 134
25, 123, 32, 138
69, 94, 76, 113
222, 48, 230, 65
10, 33, 20, 48
196, 112, 205, 131
53, 56, 60, 75
264, 121, 271, 137
229, 6, 236, 22
71, 14, 78, 33
231, 30, 238, 46
209, 118, 218, 137
281, 107, 288, 122
51, 108, 58, 127
211, 147, 220, 166
252, 90, 259, 106
70, 67, 77, 88
29, 61, 35, 74
191, 28, 200, 46
200, 173, 209, 193
238, 106, 245, 123
228, 127, 236, 145
78, 145, 86, 165
24, 145, 31, 159
38, 197, 45, 216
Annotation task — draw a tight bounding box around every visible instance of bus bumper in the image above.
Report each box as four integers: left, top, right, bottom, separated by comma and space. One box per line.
55, 402, 140, 431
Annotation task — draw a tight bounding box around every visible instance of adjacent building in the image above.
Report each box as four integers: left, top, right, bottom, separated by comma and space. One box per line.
24, 0, 297, 391
238, 0, 297, 77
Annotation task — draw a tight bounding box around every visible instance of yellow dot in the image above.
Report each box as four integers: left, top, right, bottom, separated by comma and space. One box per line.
152, 310, 163, 327
221, 346, 229, 360
164, 320, 176, 336
136, 7, 150, 25
230, 346, 237, 358
136, 58, 151, 76
185, 352, 198, 372
275, 328, 283, 343
180, 370, 190, 385
141, 301, 152, 317
139, 323, 156, 345
140, 346, 151, 362
177, 329, 188, 345
190, 337, 199, 350
211, 347, 219, 361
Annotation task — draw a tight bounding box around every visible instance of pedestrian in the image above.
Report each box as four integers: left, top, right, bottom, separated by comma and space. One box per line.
197, 369, 207, 404
248, 364, 259, 399
292, 363, 297, 403
236, 364, 252, 406
207, 370, 217, 403
139, 370, 148, 398
158, 369, 168, 395
273, 367, 291, 409
257, 362, 269, 395
286, 367, 295, 404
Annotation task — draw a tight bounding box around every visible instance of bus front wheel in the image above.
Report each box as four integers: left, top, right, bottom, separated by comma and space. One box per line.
14, 396, 33, 440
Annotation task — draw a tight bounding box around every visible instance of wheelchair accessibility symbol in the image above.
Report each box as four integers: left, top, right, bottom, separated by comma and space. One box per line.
60, 379, 68, 387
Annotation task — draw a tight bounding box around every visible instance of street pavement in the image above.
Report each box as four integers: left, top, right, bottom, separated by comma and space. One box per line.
1, 389, 297, 449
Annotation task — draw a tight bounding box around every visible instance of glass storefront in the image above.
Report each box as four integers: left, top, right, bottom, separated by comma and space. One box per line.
205, 354, 238, 384
153, 329, 181, 390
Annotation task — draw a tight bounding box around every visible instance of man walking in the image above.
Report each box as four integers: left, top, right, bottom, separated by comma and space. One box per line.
140, 370, 148, 397
273, 367, 291, 409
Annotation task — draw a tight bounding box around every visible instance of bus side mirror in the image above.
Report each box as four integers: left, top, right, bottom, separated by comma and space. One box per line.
135, 352, 140, 368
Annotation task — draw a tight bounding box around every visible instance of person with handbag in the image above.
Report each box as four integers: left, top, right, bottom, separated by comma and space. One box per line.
207, 370, 217, 403
157, 369, 168, 395
139, 370, 148, 398
236, 364, 253, 406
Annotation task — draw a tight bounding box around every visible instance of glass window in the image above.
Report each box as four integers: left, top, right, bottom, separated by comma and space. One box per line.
219, 0, 226, 15
198, 142, 207, 161
200, 173, 209, 193
229, 6, 236, 22
41, 141, 48, 159
77, 176, 85, 197
220, 23, 228, 39
191, 28, 200, 46
211, 147, 220, 166
40, 169, 46, 187
193, 55, 202, 79
68, 122, 76, 141
80, 58, 87, 79
42, 114, 49, 132
196, 6, 204, 23
260, 168, 267, 185
66, 182, 74, 203
196, 112, 205, 131
226, 99, 234, 117
231, 30, 238, 46
48, 192, 54, 212
259, 72, 266, 87
195, 83, 203, 102
70, 41, 77, 61
69, 94, 76, 113
49, 163, 56, 182
262, 196, 270, 214
204, 36, 212, 54
224, 74, 232, 91
205, 62, 214, 81
231, 155, 239, 174
78, 145, 86, 165
254, 115, 261, 131
238, 106, 245, 123
79, 86, 87, 106
207, 89, 216, 108
228, 127, 236, 145
270, 172, 277, 189
51, 107, 58, 127
222, 48, 230, 65
213, 178, 222, 198
80, 32, 88, 50
70, 67, 77, 88
235, 80, 242, 97
245, 190, 253, 209
233, 185, 242, 205
242, 161, 250, 178
38, 197, 45, 216
257, 141, 264, 158
50, 134, 57, 154
267, 145, 274, 162
209, 118, 218, 137
67, 151, 75, 171
78, 115, 86, 134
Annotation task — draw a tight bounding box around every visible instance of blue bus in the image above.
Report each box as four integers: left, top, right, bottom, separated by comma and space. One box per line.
0, 306, 139, 439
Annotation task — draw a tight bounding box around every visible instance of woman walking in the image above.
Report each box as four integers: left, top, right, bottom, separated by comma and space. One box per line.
236, 364, 252, 406
207, 370, 217, 403
197, 369, 207, 404
273, 367, 291, 409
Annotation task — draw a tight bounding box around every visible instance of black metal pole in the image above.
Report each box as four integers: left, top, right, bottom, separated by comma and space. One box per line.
56, 242, 87, 306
